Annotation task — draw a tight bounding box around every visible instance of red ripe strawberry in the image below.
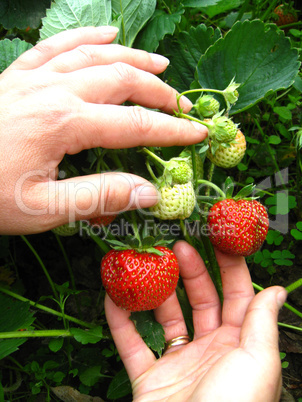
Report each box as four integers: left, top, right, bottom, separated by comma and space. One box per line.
89, 215, 117, 227
207, 199, 269, 256
273, 4, 298, 26
101, 246, 179, 311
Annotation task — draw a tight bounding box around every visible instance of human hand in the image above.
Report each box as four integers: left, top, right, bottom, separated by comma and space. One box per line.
0, 26, 207, 235
105, 241, 287, 402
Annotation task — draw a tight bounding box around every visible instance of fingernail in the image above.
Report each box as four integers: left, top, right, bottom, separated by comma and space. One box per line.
130, 184, 159, 209
179, 96, 193, 110
277, 289, 287, 309
150, 53, 170, 69
96, 26, 119, 35
191, 120, 208, 134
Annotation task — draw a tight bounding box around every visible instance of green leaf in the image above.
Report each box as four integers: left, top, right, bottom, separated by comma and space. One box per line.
40, 0, 112, 40
48, 337, 64, 353
135, 9, 183, 52
199, 0, 244, 18
265, 230, 284, 246
291, 222, 302, 240
107, 367, 132, 400
273, 106, 292, 120
196, 20, 300, 114
112, 0, 156, 47
130, 310, 165, 356
268, 135, 281, 145
70, 326, 103, 345
164, 24, 221, 94
182, 0, 219, 6
79, 365, 103, 387
0, 293, 35, 359
265, 193, 297, 215
0, 38, 33, 73
0, 0, 50, 29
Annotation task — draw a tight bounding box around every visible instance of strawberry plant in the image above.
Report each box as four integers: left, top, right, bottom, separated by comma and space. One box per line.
0, 0, 302, 400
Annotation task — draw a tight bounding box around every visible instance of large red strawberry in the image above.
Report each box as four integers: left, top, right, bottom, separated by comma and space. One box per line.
101, 246, 179, 311
207, 199, 269, 256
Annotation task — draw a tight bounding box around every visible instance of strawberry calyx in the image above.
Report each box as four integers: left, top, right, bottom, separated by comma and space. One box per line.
142, 148, 193, 185
105, 233, 173, 256
197, 176, 260, 207
205, 112, 239, 143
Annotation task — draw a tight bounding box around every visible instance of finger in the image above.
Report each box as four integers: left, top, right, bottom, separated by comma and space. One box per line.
19, 172, 158, 233
8, 26, 119, 70
239, 286, 287, 401
105, 294, 156, 383
215, 249, 255, 328
173, 241, 221, 338
154, 292, 188, 348
66, 104, 206, 154
64, 63, 193, 113
41, 44, 170, 75
240, 286, 287, 353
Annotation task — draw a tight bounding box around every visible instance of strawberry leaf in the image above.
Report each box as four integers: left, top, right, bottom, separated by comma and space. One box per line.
130, 311, 165, 356
196, 20, 300, 114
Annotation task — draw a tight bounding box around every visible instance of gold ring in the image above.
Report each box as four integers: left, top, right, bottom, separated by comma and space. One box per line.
164, 335, 191, 352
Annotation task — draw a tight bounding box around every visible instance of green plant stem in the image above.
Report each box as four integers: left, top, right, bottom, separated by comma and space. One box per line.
175, 112, 209, 129
296, 152, 302, 217
199, 216, 223, 304
143, 147, 167, 167
21, 235, 59, 300
252, 282, 302, 319
0, 286, 95, 329
0, 329, 72, 339
54, 233, 76, 292
190, 144, 198, 188
131, 210, 141, 243
177, 88, 223, 107
285, 278, 302, 294
180, 220, 193, 246
146, 159, 160, 184
88, 231, 111, 254
260, 0, 278, 21
197, 179, 226, 198
278, 322, 302, 332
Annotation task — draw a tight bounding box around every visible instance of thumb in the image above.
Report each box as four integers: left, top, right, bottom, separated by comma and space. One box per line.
240, 286, 287, 353
24, 172, 158, 232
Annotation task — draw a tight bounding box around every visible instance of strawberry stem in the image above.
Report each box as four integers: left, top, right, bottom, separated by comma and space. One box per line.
174, 112, 210, 129
252, 282, 302, 319
143, 147, 167, 168
21, 235, 59, 301
285, 278, 302, 294
197, 179, 226, 198
145, 159, 161, 184
198, 217, 223, 304
0, 286, 95, 328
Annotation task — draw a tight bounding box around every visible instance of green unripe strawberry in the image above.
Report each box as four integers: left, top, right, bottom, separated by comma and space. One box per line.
207, 129, 246, 168
206, 115, 238, 143
180, 150, 204, 180
194, 95, 220, 118
164, 159, 193, 184
150, 181, 196, 220
52, 222, 80, 236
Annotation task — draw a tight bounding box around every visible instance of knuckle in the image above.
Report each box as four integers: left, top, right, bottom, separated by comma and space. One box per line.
128, 106, 153, 136
33, 40, 54, 58
76, 45, 96, 66
112, 62, 137, 87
